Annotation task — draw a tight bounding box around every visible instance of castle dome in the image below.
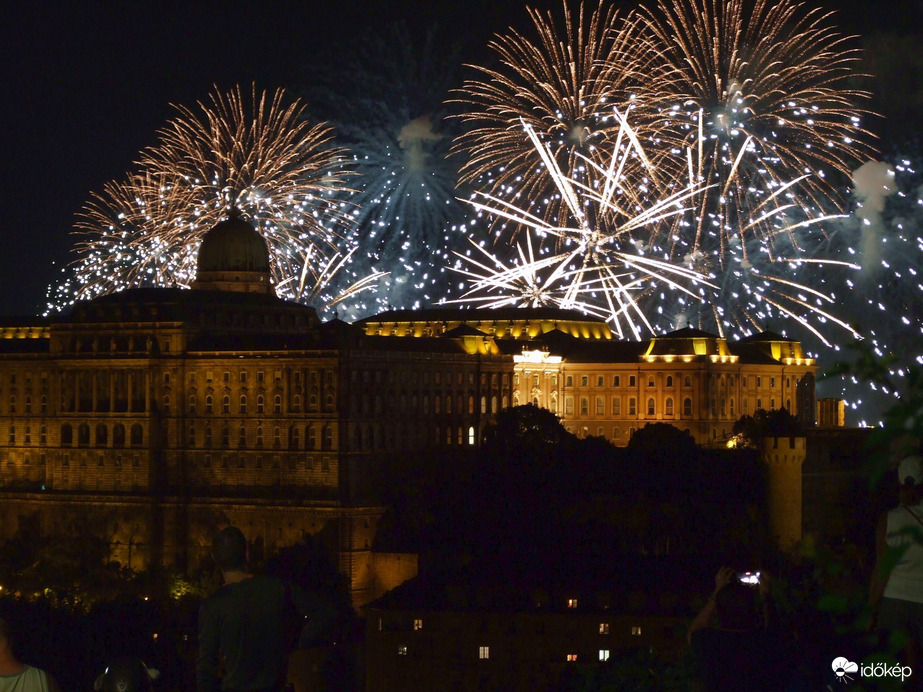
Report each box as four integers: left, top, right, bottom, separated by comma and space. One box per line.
193, 211, 273, 294
197, 212, 271, 274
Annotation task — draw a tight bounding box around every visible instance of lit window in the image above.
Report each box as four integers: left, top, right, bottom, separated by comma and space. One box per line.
599, 623, 609, 635
397, 645, 408, 656
599, 649, 610, 662
479, 646, 489, 660
581, 376, 588, 386
413, 619, 423, 631
631, 626, 642, 636
567, 654, 578, 662
567, 598, 578, 609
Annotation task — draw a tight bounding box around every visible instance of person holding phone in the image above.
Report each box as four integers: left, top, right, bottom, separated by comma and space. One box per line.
688, 566, 785, 691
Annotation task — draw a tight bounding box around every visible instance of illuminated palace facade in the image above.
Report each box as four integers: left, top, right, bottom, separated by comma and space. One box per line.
358, 310, 818, 446
0, 216, 510, 605
0, 215, 816, 604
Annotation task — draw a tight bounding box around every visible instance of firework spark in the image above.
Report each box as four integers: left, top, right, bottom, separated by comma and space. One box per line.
453, 0, 875, 344
304, 22, 473, 317
452, 2, 652, 228
451, 117, 715, 338
48, 85, 356, 313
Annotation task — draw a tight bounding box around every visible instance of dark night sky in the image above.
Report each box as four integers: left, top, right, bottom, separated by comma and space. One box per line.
1, 0, 920, 317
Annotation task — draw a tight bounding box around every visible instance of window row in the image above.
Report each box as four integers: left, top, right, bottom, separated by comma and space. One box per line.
562, 396, 696, 418
186, 424, 334, 451
1, 394, 49, 414
58, 423, 144, 448
182, 393, 333, 415
352, 370, 508, 387
186, 368, 328, 385
562, 374, 693, 389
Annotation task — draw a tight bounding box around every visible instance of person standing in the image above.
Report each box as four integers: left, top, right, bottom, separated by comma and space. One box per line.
870, 452, 923, 687
0, 616, 60, 692
196, 527, 335, 692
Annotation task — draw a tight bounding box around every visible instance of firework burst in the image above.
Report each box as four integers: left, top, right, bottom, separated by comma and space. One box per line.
451, 117, 715, 338
631, 0, 876, 333
48, 85, 356, 312
304, 22, 473, 316
452, 2, 653, 228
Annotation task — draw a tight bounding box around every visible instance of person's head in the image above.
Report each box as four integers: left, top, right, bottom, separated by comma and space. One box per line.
897, 454, 923, 505
212, 526, 248, 573
715, 581, 761, 631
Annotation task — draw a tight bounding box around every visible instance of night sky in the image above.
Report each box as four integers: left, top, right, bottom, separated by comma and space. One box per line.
2, 0, 920, 318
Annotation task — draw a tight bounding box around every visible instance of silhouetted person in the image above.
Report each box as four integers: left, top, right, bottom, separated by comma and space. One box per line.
196, 527, 335, 692
0, 616, 60, 692
688, 566, 787, 691
870, 452, 923, 688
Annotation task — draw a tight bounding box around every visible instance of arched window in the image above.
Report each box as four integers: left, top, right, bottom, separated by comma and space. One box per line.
468, 426, 476, 445
24, 426, 31, 445
188, 394, 197, 414
434, 396, 440, 414
96, 424, 108, 447
9, 395, 16, 413
78, 423, 90, 447
683, 398, 692, 416
647, 397, 655, 416
491, 396, 498, 413
306, 425, 316, 450
290, 425, 300, 450
666, 375, 673, 387
628, 397, 637, 416
239, 395, 247, 414
457, 427, 463, 445
481, 396, 487, 414
549, 393, 557, 413
502, 395, 508, 409
113, 424, 126, 448
513, 392, 521, 407
730, 398, 736, 417
292, 395, 301, 413
684, 376, 691, 387
257, 395, 265, 414
238, 426, 247, 448
322, 425, 332, 450
61, 424, 73, 446
273, 426, 281, 448
188, 426, 196, 447
223, 395, 230, 414
647, 377, 655, 387
24, 396, 31, 413
273, 395, 282, 414
204, 425, 213, 448
40, 425, 47, 446
130, 424, 143, 447
221, 426, 230, 448
468, 396, 474, 414
256, 426, 264, 448
7, 425, 14, 445
665, 397, 674, 416
205, 395, 213, 414
40, 395, 47, 414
